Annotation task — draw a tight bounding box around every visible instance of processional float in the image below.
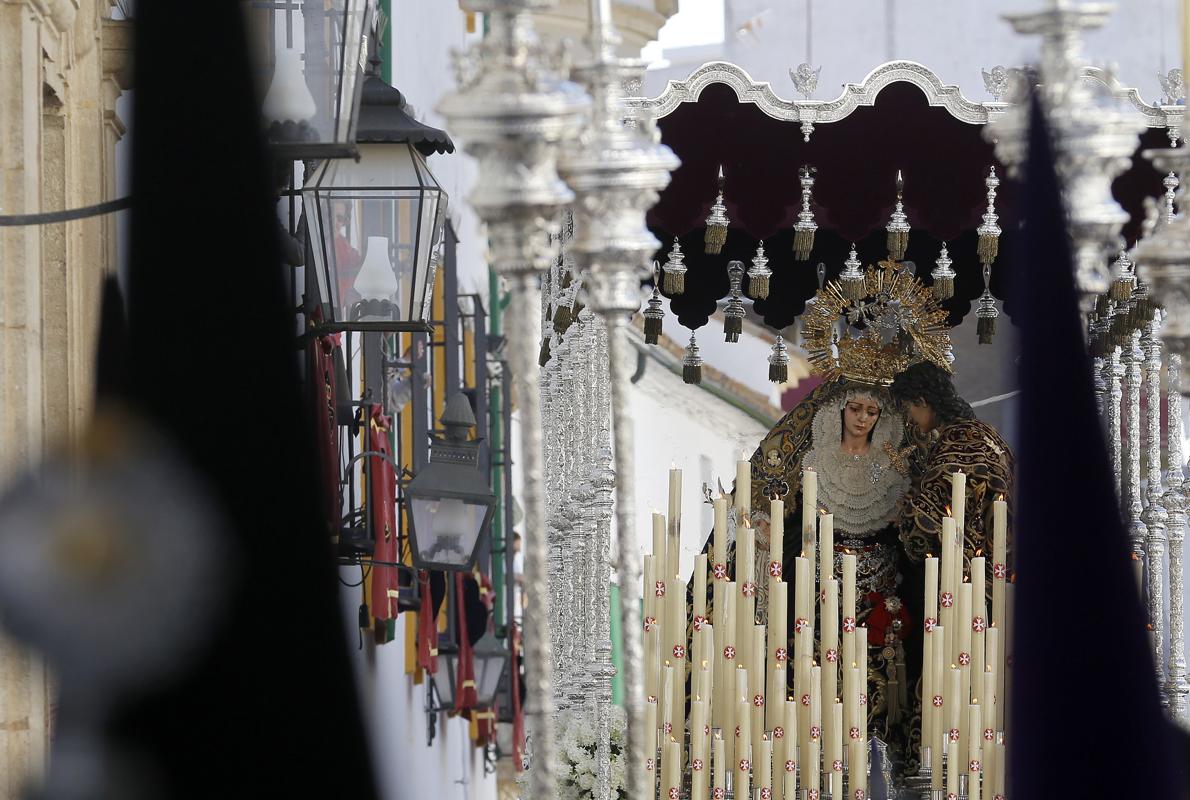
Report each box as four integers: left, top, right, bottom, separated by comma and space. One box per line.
446, 0, 1190, 797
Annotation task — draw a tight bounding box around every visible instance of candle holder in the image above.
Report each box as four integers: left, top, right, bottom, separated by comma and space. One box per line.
906, 746, 935, 799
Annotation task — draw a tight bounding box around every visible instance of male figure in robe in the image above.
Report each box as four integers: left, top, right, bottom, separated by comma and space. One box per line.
889, 361, 1014, 581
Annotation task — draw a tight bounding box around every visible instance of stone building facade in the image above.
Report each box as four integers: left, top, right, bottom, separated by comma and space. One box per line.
0, 0, 130, 794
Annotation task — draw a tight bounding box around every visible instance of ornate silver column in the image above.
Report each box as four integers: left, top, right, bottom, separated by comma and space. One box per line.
437, 4, 589, 794
1165, 354, 1189, 720
1109, 343, 1125, 501
1142, 313, 1169, 684
557, 2, 679, 796
1135, 149, 1190, 390
1123, 328, 1149, 556
985, 1, 1143, 309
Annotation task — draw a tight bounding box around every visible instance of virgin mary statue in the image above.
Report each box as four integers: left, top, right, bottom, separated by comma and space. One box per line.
747, 378, 921, 770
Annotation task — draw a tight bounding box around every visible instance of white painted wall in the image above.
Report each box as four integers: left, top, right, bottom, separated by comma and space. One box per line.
626, 337, 773, 580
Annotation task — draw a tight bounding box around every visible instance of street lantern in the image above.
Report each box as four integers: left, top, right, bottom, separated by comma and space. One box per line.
244, 0, 372, 159
302, 58, 453, 332
405, 395, 496, 572
431, 630, 508, 712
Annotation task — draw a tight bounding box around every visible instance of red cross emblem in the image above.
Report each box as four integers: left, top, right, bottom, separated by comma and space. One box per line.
647, 695, 656, 703
692, 759, 704, 771
714, 790, 726, 800
810, 725, 821, 741
776, 647, 789, 663
736, 725, 741, 738
770, 561, 783, 578
972, 616, 986, 633
673, 645, 686, 660
762, 789, 773, 800
713, 563, 728, 580
669, 788, 680, 799
742, 581, 757, 598
646, 758, 654, 772
801, 693, 811, 707
959, 651, 971, 666
949, 728, 960, 742
860, 693, 868, 706
947, 794, 957, 800
808, 790, 820, 800
644, 616, 657, 633
832, 758, 843, 772
855, 791, 866, 800
993, 562, 1007, 579
842, 616, 857, 632
940, 591, 954, 608
984, 727, 995, 742
969, 760, 981, 773
994, 795, 1006, 800
785, 759, 796, 773
924, 616, 938, 633
724, 646, 736, 660
820, 588, 828, 602
826, 647, 839, 663
655, 581, 666, 598
795, 618, 809, 633
705, 724, 711, 735
849, 726, 861, 739
753, 694, 765, 707
773, 726, 784, 739
664, 722, 672, 735
739, 759, 751, 772
932, 695, 944, 708
693, 615, 707, 631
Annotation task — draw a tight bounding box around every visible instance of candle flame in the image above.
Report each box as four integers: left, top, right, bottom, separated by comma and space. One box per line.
997, 494, 1005, 502
975, 548, 983, 557
926, 552, 934, 558
763, 733, 770, 742
944, 505, 953, 517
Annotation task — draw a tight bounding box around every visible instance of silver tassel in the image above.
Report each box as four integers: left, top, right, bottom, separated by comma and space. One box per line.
724, 260, 745, 342
1109, 248, 1135, 304
661, 237, 687, 295
793, 165, 817, 261
886, 170, 910, 260
748, 241, 772, 299
931, 242, 956, 300
976, 266, 999, 345
768, 334, 789, 383
682, 333, 703, 384
704, 165, 729, 254
839, 243, 865, 301
643, 286, 664, 345
977, 166, 1001, 267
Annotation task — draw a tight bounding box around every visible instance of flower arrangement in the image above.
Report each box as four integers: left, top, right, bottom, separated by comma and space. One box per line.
557, 706, 629, 800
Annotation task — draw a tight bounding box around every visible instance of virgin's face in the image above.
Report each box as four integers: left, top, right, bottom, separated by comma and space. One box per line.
843, 398, 881, 440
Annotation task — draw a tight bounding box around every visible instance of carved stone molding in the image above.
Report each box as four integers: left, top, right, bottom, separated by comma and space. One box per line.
627, 59, 1184, 136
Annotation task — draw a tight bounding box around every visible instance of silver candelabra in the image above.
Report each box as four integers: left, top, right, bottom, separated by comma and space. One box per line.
437, 3, 590, 794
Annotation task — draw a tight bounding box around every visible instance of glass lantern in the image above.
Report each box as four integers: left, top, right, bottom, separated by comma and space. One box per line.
244, 0, 372, 159
303, 143, 447, 332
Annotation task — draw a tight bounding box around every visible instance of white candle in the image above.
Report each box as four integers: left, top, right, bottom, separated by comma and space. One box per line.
802, 470, 818, 585
819, 512, 834, 581
770, 497, 785, 568
757, 735, 773, 791
841, 553, 857, 675
694, 553, 708, 622
923, 556, 939, 755
735, 697, 752, 797
713, 734, 726, 797
644, 697, 658, 785
794, 556, 811, 661
856, 629, 868, 743
752, 624, 767, 746
784, 698, 799, 799
736, 457, 752, 514
808, 664, 822, 798
941, 515, 957, 666
986, 627, 1001, 731
720, 590, 737, 765
828, 701, 844, 792
713, 495, 729, 571
821, 579, 839, 756
737, 524, 756, 682
849, 739, 865, 800
691, 699, 708, 800
970, 556, 987, 707
653, 512, 668, 678
968, 703, 983, 800
930, 626, 945, 791
958, 582, 972, 705
661, 664, 674, 736
951, 471, 967, 544
768, 583, 789, 730
662, 738, 680, 800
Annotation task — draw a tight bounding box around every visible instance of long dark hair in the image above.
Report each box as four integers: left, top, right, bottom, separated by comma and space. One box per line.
889, 362, 975, 424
